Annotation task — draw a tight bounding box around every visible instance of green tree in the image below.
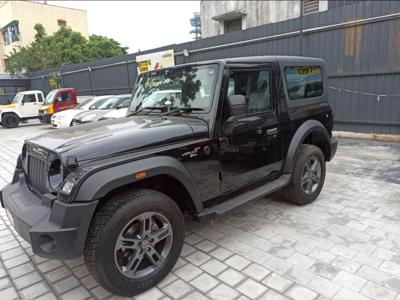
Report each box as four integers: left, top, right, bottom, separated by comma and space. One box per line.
7, 24, 128, 74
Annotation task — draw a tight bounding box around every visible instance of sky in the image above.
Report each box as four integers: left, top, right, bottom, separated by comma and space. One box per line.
47, 1, 200, 53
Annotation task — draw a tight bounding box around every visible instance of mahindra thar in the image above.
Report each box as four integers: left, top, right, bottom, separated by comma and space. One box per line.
1, 56, 337, 296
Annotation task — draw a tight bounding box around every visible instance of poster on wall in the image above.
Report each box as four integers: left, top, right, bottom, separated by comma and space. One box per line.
136, 49, 175, 74
48, 72, 62, 89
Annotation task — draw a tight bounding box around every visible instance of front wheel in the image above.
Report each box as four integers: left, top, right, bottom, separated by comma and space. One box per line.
84, 189, 185, 297
284, 144, 326, 205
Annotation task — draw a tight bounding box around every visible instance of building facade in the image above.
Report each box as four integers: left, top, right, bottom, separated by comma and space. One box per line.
0, 0, 88, 73
200, 0, 329, 38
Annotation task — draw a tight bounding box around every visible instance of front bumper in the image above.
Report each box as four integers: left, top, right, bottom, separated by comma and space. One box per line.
38, 114, 52, 123
1, 170, 98, 259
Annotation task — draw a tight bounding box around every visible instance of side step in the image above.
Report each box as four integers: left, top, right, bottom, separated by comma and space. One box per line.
197, 174, 291, 221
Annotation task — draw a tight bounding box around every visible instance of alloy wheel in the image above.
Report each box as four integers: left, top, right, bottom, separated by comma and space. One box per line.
302, 156, 321, 195
114, 212, 173, 279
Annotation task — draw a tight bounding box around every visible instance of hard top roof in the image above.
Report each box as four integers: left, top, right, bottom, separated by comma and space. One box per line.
162, 56, 325, 70
17, 90, 43, 95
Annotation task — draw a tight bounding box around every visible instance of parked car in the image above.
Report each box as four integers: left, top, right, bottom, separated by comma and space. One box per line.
0, 90, 44, 128
51, 96, 112, 128
71, 94, 131, 125
77, 95, 96, 104
38, 88, 78, 123
100, 90, 181, 121
1, 56, 337, 296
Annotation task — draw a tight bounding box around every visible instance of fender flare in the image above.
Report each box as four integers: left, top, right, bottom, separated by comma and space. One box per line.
1, 111, 20, 119
74, 156, 203, 213
283, 119, 331, 174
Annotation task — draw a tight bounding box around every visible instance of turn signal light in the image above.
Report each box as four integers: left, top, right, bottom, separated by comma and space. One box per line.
135, 172, 146, 179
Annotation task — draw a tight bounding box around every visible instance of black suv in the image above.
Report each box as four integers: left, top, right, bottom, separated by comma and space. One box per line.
1, 56, 337, 296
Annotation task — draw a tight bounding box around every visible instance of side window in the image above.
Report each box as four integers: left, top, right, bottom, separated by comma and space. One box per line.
284, 66, 323, 100
120, 98, 131, 108
37, 93, 44, 102
57, 92, 72, 103
23, 94, 36, 103
229, 69, 271, 114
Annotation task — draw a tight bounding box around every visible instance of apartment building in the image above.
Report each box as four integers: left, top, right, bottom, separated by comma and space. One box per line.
0, 0, 88, 73
200, 0, 359, 38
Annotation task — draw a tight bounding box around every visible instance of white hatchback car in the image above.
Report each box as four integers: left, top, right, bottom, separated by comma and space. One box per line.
51, 95, 112, 128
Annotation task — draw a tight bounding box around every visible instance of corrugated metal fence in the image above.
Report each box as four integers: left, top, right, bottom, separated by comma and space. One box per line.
26, 0, 400, 134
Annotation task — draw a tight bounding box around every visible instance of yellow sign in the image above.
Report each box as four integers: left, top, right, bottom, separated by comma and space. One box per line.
297, 67, 320, 76
48, 77, 56, 87
139, 60, 152, 73
136, 49, 175, 74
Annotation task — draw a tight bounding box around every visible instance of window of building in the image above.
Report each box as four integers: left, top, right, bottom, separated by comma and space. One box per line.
284, 66, 323, 100
303, 0, 320, 14
1, 21, 20, 45
57, 19, 67, 27
224, 18, 242, 34
229, 69, 271, 114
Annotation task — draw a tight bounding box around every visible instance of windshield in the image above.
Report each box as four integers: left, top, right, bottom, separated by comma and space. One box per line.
44, 90, 56, 105
74, 98, 93, 109
98, 96, 124, 110
75, 97, 108, 110
12, 93, 23, 104
129, 64, 218, 112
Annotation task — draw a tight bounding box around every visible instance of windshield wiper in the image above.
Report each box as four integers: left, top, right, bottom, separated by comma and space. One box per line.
127, 106, 168, 117
160, 107, 205, 117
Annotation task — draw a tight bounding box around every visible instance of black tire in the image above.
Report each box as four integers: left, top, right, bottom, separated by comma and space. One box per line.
84, 189, 185, 297
284, 144, 326, 205
2, 114, 19, 128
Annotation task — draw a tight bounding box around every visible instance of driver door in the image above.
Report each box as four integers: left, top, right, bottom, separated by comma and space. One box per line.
220, 65, 283, 193
21, 94, 39, 117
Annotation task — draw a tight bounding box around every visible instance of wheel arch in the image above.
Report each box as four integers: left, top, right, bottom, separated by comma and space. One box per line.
74, 156, 203, 214
283, 119, 332, 174
1, 111, 20, 119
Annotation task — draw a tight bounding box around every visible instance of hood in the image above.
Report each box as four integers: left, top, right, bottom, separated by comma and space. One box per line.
73, 109, 112, 122
103, 108, 128, 119
27, 116, 208, 162
0, 104, 16, 109
53, 109, 83, 118
39, 104, 52, 111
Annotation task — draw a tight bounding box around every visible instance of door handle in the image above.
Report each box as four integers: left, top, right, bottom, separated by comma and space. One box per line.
267, 128, 278, 136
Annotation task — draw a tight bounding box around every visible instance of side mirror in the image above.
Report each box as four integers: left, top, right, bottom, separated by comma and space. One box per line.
21, 99, 25, 105
116, 104, 123, 109
227, 95, 246, 118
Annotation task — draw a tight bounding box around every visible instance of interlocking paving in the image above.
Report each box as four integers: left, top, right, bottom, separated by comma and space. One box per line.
0, 123, 400, 300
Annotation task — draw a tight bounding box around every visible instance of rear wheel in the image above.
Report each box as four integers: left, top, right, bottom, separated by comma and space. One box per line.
284, 144, 326, 205
2, 114, 19, 128
84, 189, 185, 297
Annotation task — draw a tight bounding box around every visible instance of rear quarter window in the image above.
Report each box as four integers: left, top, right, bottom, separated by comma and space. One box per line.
284, 66, 323, 100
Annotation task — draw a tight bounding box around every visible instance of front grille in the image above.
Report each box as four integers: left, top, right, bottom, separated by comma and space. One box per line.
27, 155, 48, 194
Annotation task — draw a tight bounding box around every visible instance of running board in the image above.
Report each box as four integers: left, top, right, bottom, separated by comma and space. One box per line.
197, 174, 291, 222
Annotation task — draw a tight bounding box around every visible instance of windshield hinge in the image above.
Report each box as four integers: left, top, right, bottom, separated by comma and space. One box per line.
66, 155, 79, 170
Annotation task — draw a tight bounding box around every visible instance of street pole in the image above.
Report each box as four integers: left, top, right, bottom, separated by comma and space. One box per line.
300, 0, 304, 56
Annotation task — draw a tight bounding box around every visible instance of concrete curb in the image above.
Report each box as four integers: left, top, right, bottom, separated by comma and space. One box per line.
333, 131, 400, 143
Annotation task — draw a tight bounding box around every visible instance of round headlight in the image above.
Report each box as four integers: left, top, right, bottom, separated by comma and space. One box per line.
48, 159, 63, 190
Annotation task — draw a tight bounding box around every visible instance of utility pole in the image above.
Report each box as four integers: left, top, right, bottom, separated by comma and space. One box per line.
300, 0, 304, 56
